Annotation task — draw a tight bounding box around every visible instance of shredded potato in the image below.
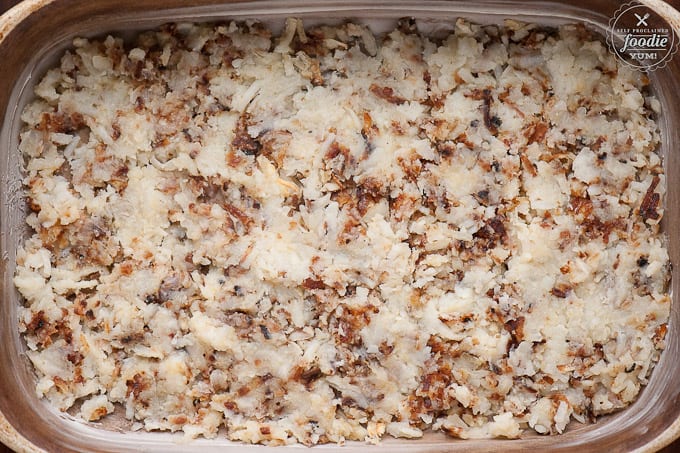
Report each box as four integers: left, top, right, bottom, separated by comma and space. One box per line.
15, 18, 669, 445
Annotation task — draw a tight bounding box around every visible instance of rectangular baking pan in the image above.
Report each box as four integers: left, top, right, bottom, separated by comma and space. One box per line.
1, 0, 680, 451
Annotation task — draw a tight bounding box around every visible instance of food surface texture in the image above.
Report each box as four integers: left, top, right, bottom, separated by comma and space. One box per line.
15, 18, 670, 445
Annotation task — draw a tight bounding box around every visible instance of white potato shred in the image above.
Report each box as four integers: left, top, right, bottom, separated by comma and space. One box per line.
15, 18, 670, 445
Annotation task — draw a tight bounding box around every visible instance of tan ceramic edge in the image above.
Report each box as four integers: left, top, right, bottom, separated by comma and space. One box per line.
0, 411, 44, 453
0, 0, 49, 44
642, 415, 680, 453
0, 1, 58, 451
1, 0, 680, 452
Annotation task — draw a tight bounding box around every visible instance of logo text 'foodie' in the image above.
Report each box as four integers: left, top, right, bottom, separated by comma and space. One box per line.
607, 2, 678, 71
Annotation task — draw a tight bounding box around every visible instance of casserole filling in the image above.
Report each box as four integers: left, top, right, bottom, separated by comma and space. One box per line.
15, 18, 670, 444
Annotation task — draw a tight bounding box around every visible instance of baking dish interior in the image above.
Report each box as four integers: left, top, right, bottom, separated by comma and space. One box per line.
1, 1, 679, 451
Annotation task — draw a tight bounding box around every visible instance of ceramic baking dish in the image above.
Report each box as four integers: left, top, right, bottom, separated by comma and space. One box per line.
1, 0, 680, 451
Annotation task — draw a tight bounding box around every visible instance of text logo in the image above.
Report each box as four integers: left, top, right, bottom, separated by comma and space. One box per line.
607, 2, 678, 71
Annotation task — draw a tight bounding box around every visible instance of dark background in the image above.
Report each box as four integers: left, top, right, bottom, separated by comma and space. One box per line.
0, 0, 679, 451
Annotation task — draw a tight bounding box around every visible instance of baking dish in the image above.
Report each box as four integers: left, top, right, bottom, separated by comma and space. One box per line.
1, 0, 680, 451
